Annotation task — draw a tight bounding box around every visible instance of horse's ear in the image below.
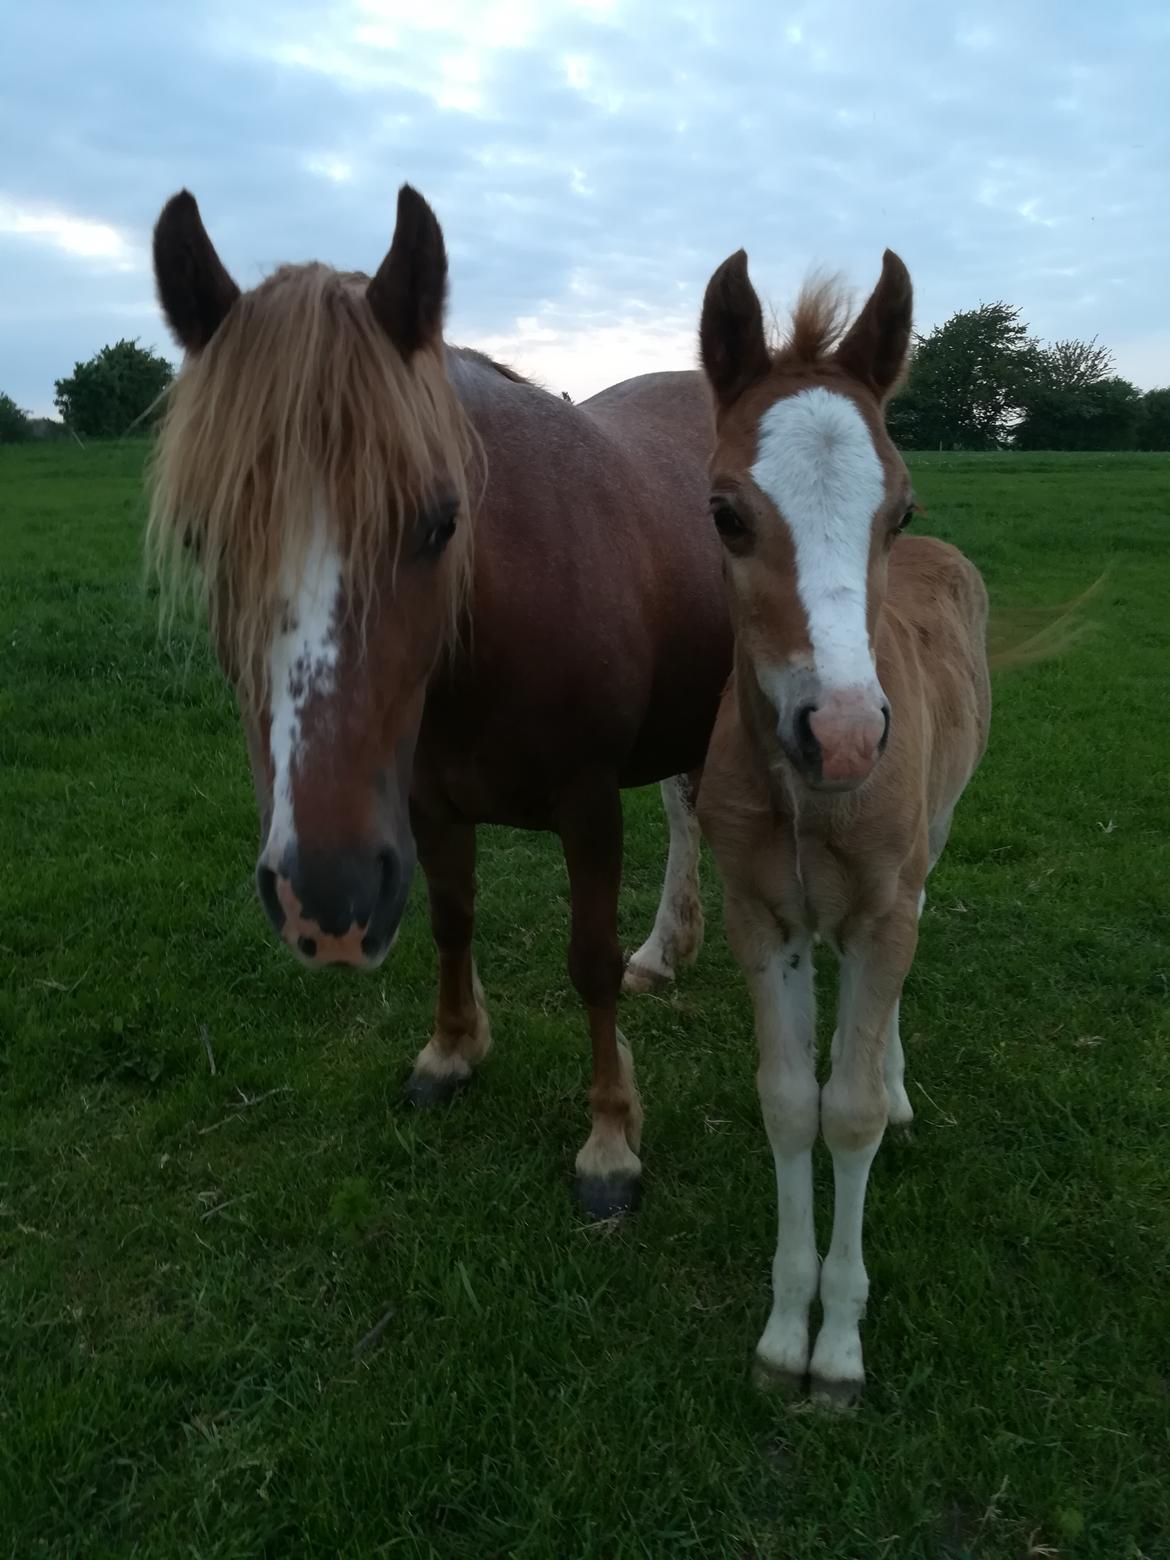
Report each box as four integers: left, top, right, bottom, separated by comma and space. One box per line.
834, 249, 913, 402
367, 185, 448, 360
153, 190, 240, 353
700, 250, 771, 408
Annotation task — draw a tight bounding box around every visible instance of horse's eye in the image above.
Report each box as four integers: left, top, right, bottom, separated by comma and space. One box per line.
895, 506, 915, 534
419, 500, 458, 558
711, 499, 750, 547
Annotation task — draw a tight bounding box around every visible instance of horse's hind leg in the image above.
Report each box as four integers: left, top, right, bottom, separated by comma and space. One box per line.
406, 815, 492, 1107
624, 772, 704, 994
882, 1002, 913, 1126
561, 779, 643, 1218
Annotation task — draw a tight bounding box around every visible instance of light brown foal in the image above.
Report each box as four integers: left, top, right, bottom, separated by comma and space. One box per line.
695, 249, 991, 1404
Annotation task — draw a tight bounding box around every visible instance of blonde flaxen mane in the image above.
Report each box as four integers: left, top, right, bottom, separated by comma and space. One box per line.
147, 262, 478, 709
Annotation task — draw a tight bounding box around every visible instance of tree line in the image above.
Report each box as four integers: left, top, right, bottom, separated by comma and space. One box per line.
886, 302, 1168, 451
1, 311, 1169, 449
1, 339, 174, 444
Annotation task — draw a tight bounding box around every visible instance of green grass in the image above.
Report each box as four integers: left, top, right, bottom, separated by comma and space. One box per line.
2, 442, 1168, 1559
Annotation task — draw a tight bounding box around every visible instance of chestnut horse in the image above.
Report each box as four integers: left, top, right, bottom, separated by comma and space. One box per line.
148, 185, 730, 1217
695, 250, 990, 1402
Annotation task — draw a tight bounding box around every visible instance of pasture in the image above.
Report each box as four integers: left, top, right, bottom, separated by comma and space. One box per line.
2, 442, 1168, 1557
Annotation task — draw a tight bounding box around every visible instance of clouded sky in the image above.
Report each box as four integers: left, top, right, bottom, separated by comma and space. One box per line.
3, 0, 1167, 417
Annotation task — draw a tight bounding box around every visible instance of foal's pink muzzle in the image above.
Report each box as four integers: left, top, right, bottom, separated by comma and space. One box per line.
807, 691, 890, 787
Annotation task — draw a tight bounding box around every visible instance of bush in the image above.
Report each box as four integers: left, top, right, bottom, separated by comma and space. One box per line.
0, 392, 32, 443
1015, 377, 1144, 451
53, 339, 174, 439
1137, 388, 1170, 451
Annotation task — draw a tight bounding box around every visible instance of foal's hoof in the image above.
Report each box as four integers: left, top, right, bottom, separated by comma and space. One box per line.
575, 1171, 642, 1220
403, 1071, 465, 1108
809, 1374, 864, 1412
621, 959, 670, 996
751, 1358, 807, 1398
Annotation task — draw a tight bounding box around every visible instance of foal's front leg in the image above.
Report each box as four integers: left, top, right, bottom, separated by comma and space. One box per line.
406, 814, 492, 1105
560, 781, 643, 1218
726, 895, 819, 1391
811, 897, 919, 1406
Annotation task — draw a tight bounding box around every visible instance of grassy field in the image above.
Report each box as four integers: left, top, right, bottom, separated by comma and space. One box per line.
2, 441, 1168, 1559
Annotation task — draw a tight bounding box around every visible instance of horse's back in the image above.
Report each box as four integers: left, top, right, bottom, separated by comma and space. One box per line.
580, 370, 712, 447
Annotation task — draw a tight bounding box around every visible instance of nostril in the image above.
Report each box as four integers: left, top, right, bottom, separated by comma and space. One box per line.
880, 704, 891, 749
257, 865, 284, 932
795, 703, 820, 759
297, 935, 318, 960
375, 849, 397, 912
362, 849, 401, 959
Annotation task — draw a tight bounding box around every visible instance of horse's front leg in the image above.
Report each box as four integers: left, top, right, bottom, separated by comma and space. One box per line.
811, 892, 920, 1407
726, 894, 819, 1392
405, 813, 492, 1106
560, 779, 643, 1218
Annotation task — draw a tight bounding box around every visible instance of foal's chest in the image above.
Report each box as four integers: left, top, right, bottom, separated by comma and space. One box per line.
754, 815, 854, 945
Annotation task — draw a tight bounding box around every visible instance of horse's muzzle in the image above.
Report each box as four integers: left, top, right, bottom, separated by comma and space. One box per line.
256, 842, 415, 968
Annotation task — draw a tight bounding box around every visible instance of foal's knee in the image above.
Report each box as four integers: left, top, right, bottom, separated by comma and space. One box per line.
820, 1067, 888, 1154
758, 1067, 820, 1156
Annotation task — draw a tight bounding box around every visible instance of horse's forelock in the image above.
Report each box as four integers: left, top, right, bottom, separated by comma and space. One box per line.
146, 262, 477, 710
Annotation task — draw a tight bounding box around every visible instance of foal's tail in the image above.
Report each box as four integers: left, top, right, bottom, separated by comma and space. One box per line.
988, 572, 1105, 673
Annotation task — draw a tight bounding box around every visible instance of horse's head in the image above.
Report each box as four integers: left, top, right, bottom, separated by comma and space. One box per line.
699, 249, 915, 792
149, 186, 475, 967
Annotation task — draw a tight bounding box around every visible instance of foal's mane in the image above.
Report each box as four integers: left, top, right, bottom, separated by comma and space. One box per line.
147, 262, 478, 707
773, 274, 853, 369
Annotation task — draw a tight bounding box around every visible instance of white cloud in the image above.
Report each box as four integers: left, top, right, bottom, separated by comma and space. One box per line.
470, 311, 696, 401
0, 197, 139, 269
1, 0, 1168, 415
306, 154, 356, 183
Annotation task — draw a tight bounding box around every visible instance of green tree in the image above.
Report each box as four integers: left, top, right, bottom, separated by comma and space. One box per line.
1039, 336, 1114, 391
1016, 376, 1142, 451
53, 338, 174, 438
1137, 388, 1170, 451
886, 302, 1041, 450
0, 391, 32, 443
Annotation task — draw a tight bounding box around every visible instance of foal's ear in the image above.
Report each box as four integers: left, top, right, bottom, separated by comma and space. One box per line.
153, 191, 240, 353
367, 184, 448, 360
834, 249, 913, 402
700, 250, 771, 408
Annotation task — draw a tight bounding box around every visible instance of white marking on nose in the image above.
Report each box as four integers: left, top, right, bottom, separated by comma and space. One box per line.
750, 386, 885, 694
266, 496, 343, 859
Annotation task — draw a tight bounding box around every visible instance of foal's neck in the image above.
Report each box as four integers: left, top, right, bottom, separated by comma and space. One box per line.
732, 657, 864, 831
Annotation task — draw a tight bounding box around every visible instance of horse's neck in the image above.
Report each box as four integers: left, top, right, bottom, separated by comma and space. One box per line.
446, 345, 525, 420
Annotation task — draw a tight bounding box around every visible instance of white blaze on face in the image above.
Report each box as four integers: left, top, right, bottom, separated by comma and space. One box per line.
265, 497, 343, 859
750, 386, 885, 696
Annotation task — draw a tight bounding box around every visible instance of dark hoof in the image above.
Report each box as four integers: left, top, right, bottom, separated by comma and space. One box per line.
752, 1359, 807, 1398
809, 1374, 863, 1412
403, 1071, 464, 1108
575, 1171, 642, 1220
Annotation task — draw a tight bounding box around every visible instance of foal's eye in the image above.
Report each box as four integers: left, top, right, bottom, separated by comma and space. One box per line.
710, 498, 750, 548
419, 500, 458, 558
895, 506, 916, 534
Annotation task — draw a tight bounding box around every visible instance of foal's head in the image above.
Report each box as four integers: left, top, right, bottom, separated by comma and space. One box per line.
700, 250, 915, 790
149, 186, 475, 966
